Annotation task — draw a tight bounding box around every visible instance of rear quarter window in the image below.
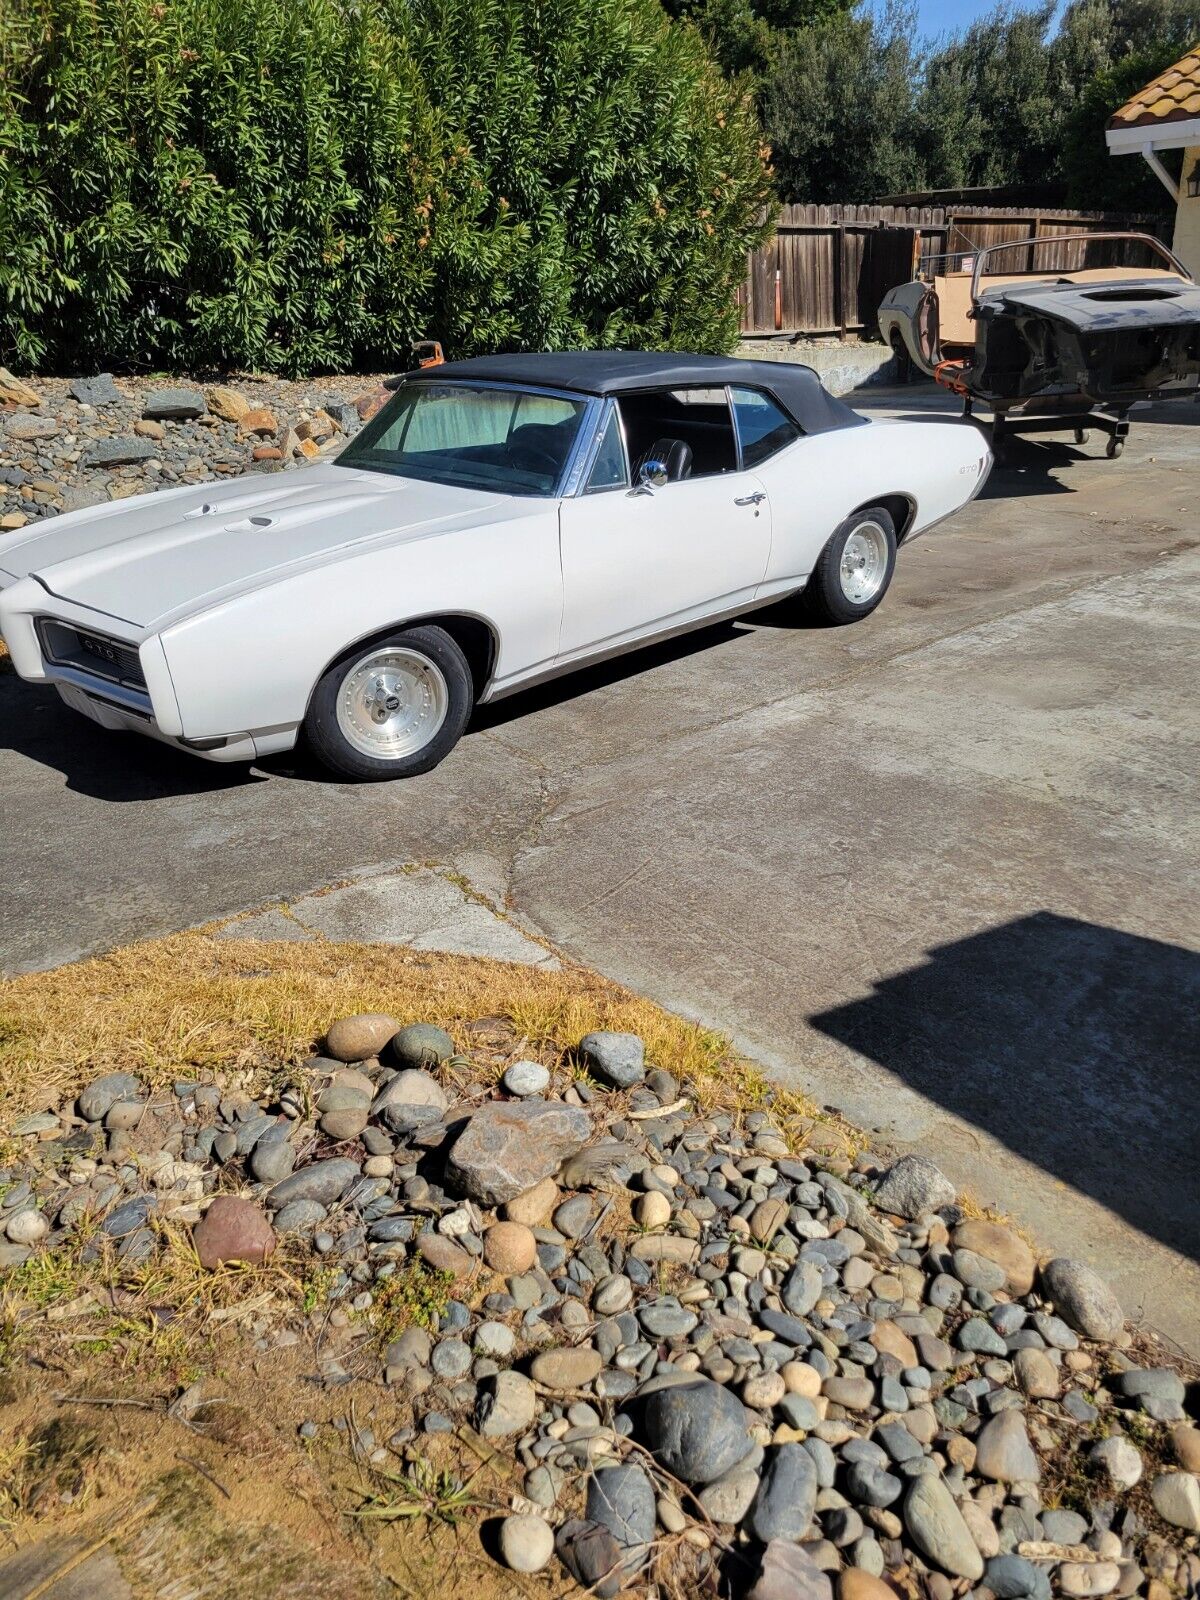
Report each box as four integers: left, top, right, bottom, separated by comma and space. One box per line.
731, 388, 800, 468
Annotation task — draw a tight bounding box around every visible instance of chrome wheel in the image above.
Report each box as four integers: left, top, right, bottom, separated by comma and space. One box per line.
839, 519, 890, 605
336, 648, 449, 761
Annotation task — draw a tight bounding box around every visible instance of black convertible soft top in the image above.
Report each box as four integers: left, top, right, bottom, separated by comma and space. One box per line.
390, 351, 866, 436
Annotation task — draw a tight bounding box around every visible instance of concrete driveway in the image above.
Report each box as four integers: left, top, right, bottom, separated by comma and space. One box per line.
2, 387, 1198, 1353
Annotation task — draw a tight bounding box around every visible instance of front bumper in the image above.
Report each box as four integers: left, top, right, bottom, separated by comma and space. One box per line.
0, 577, 296, 764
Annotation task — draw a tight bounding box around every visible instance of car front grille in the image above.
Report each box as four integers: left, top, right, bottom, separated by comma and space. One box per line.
36, 619, 146, 690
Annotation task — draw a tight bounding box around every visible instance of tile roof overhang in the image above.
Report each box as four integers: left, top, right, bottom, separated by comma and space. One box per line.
1106, 46, 1200, 153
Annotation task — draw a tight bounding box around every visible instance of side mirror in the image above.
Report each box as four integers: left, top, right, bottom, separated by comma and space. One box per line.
635, 458, 668, 492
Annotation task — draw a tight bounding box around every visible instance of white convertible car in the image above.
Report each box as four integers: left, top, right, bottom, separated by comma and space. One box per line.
0, 352, 991, 780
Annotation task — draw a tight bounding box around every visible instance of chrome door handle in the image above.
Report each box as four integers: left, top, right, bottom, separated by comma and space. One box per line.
734, 491, 766, 506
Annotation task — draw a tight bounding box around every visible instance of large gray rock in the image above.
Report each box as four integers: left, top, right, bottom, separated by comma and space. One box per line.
78, 1071, 144, 1123
5, 414, 60, 441
579, 1031, 646, 1089
747, 1444, 818, 1543
904, 1473, 984, 1579
266, 1157, 360, 1209
1041, 1258, 1123, 1342
69, 373, 121, 406
445, 1098, 590, 1204
83, 438, 156, 468
637, 1377, 755, 1485
586, 1464, 655, 1577
872, 1155, 956, 1219
142, 386, 205, 420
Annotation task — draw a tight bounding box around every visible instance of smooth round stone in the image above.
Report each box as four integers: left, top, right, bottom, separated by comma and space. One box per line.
553, 1196, 593, 1238
594, 1275, 634, 1315
1150, 1470, 1200, 1532
699, 1467, 760, 1524
390, 1022, 455, 1069
743, 1371, 786, 1411
635, 1191, 671, 1229
5, 1208, 49, 1246
499, 1513, 554, 1573
531, 1346, 603, 1391
78, 1072, 144, 1123
250, 1139, 296, 1184
1059, 1564, 1121, 1598
1040, 1258, 1123, 1342
638, 1298, 697, 1338
325, 1013, 398, 1062
503, 1060, 550, 1097
840, 1570, 900, 1600
431, 1339, 472, 1379
475, 1321, 516, 1358
1013, 1347, 1059, 1398
363, 1155, 393, 1179
483, 1221, 538, 1274
502, 1177, 559, 1226
783, 1361, 823, 1398
193, 1196, 275, 1268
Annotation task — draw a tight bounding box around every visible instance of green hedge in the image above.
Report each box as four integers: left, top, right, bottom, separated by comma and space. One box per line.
0, 0, 775, 373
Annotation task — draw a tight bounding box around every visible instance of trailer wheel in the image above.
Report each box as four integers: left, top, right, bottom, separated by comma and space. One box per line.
1106, 437, 1124, 460
889, 332, 913, 385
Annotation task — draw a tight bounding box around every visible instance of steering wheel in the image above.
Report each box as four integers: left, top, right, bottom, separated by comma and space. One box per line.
508, 440, 559, 477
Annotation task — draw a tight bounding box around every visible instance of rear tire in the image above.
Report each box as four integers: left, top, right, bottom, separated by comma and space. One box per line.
304, 625, 473, 781
803, 507, 897, 626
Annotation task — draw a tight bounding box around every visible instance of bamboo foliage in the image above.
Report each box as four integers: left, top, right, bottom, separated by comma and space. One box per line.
0, 0, 776, 372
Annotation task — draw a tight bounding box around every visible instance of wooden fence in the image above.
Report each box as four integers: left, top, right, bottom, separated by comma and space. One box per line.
738, 203, 1171, 339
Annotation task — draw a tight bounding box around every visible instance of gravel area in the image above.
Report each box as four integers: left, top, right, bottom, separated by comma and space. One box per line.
3, 1013, 1198, 1597
0, 368, 390, 531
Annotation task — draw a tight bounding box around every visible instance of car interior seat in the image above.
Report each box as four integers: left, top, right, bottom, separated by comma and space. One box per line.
636, 437, 693, 482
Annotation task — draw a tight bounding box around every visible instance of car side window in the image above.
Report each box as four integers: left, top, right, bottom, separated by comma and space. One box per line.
730, 387, 800, 468
583, 409, 629, 493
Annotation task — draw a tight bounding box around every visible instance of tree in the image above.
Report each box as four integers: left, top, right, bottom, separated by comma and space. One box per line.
763, 3, 925, 202
663, 0, 852, 78
0, 0, 776, 373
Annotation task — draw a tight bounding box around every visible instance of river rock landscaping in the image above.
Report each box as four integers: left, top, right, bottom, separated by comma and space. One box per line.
1, 1010, 1198, 1599
0, 368, 389, 531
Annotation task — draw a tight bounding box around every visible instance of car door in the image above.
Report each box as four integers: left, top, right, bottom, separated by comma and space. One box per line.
557, 395, 772, 661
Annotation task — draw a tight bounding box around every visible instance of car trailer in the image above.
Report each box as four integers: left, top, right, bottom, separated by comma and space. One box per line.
934, 360, 1131, 462
961, 394, 1131, 462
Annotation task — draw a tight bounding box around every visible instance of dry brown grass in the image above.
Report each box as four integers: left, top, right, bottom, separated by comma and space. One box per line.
0, 929, 833, 1146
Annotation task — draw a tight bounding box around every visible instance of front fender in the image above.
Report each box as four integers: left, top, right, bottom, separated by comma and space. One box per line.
159, 510, 561, 740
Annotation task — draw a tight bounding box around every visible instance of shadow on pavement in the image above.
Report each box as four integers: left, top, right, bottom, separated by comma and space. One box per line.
809, 911, 1200, 1265
0, 673, 262, 801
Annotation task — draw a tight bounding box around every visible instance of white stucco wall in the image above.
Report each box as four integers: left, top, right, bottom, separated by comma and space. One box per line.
1174, 146, 1200, 276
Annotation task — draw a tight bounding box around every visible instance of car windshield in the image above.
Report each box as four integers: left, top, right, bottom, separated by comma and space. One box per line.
335, 382, 588, 497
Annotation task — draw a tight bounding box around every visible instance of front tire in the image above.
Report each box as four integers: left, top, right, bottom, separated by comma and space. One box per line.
304, 625, 473, 780
804, 507, 897, 626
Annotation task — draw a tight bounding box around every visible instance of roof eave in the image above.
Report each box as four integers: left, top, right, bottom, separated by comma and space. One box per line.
1106, 116, 1200, 153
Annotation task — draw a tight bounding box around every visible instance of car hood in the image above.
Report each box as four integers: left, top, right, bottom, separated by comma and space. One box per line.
0, 465, 512, 629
